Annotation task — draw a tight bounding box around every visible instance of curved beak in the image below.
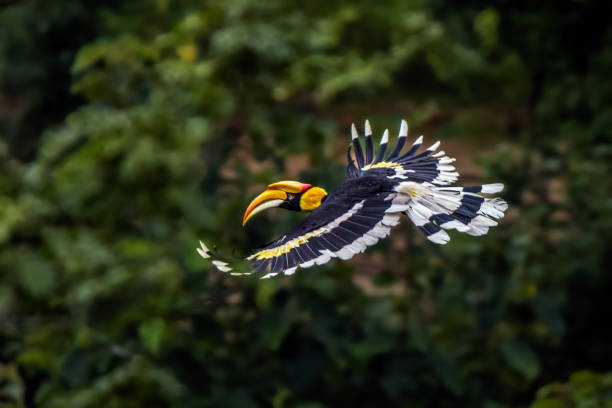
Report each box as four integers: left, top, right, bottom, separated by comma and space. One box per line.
242, 189, 287, 226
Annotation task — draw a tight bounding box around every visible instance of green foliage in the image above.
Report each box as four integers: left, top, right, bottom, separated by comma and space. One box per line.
531, 371, 612, 408
0, 0, 122, 161
1, 1, 612, 407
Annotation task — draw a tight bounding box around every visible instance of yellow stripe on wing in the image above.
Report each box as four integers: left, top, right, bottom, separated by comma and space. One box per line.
247, 229, 325, 260
361, 161, 402, 170
247, 200, 368, 261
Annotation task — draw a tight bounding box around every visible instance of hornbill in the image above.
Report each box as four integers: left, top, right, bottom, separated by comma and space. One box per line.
197, 120, 507, 278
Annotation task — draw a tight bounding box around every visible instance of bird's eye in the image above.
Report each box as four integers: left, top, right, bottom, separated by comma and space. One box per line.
286, 193, 295, 200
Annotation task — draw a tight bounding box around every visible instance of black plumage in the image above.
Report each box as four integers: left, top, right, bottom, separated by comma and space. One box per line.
280, 176, 397, 241
351, 124, 365, 169
374, 132, 388, 164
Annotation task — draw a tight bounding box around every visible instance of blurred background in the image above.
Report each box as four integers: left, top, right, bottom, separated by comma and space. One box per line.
1, 1, 611, 407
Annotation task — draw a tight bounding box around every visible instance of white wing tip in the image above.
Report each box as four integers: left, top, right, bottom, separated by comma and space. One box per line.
432, 150, 445, 158
399, 119, 408, 137
351, 123, 358, 140
321, 249, 336, 258
427, 140, 440, 152
300, 260, 315, 268
440, 220, 470, 232
413, 135, 423, 145
386, 204, 410, 213
381, 129, 389, 144
427, 230, 450, 244
197, 241, 210, 258
212, 260, 232, 272
365, 119, 372, 136
315, 253, 332, 265
336, 248, 354, 260
196, 248, 210, 259
490, 197, 509, 212
481, 183, 504, 194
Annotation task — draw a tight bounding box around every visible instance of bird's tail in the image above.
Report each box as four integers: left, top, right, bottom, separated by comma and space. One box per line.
394, 181, 508, 244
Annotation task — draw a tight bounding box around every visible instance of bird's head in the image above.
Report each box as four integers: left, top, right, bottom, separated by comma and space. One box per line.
242, 180, 328, 226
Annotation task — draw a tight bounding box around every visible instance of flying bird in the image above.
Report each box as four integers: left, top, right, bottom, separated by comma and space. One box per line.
197, 119, 507, 278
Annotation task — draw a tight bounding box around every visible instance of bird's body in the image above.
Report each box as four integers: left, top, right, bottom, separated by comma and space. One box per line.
287, 175, 397, 237
197, 120, 508, 278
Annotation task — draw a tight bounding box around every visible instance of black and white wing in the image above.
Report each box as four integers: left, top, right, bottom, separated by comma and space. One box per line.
346, 119, 458, 186
347, 119, 508, 244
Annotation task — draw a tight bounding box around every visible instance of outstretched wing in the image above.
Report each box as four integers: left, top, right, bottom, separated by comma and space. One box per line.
346, 119, 458, 186
244, 190, 402, 278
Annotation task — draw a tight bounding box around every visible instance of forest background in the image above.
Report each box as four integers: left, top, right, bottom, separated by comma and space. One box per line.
1, 1, 611, 407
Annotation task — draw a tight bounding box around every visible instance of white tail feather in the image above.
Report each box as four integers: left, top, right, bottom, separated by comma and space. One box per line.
395, 181, 507, 245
